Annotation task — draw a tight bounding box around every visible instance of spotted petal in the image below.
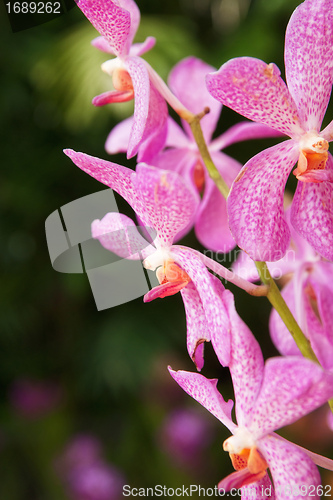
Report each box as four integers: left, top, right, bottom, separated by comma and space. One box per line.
285, 0, 333, 131
168, 368, 236, 433
291, 154, 333, 261
259, 434, 320, 500
134, 165, 196, 247
206, 57, 303, 138
227, 140, 299, 262
171, 247, 230, 366
76, 0, 132, 57
248, 357, 333, 439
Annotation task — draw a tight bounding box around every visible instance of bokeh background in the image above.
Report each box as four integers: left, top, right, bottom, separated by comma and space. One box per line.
1, 0, 333, 498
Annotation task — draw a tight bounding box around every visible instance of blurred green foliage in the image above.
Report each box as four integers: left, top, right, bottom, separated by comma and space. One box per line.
0, 0, 332, 498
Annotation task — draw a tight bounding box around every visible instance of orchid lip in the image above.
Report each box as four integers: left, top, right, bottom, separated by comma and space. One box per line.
293, 131, 329, 181
142, 248, 171, 271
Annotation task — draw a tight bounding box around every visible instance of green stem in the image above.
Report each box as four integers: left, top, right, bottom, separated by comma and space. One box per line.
188, 111, 229, 200
255, 261, 318, 362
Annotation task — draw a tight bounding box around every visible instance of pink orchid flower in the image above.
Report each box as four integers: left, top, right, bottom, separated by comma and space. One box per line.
206, 0, 333, 262
64, 148, 234, 370
170, 290, 333, 498
76, 0, 168, 160
106, 56, 281, 251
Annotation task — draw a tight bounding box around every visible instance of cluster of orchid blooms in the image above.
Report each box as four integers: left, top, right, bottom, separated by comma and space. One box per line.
64, 0, 333, 497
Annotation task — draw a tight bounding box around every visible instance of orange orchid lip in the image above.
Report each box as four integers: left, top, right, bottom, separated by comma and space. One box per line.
112, 67, 134, 92
293, 135, 329, 182
156, 260, 191, 293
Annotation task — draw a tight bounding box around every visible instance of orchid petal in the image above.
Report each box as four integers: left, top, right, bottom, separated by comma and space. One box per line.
249, 357, 333, 439
118, 0, 140, 52
130, 37, 156, 57
92, 90, 134, 106
206, 57, 303, 138
285, 0, 333, 131
144, 280, 187, 302
105, 117, 133, 155
63, 150, 145, 220
134, 165, 196, 247
136, 82, 168, 163
164, 117, 191, 149
269, 280, 301, 357
227, 140, 299, 262
168, 368, 236, 433
180, 282, 210, 371
291, 154, 333, 261
76, 0, 131, 57
241, 474, 275, 500
169, 57, 221, 142
125, 57, 150, 158
171, 247, 230, 367
223, 290, 264, 427
259, 434, 321, 500
210, 122, 283, 152
91, 36, 115, 54
91, 212, 155, 260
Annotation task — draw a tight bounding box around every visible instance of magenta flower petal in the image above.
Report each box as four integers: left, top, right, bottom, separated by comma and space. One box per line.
169, 57, 221, 142
206, 57, 303, 138
119, 0, 140, 51
285, 0, 333, 131
91, 212, 155, 260
291, 154, 333, 261
130, 37, 156, 57
181, 282, 210, 371
134, 165, 196, 247
227, 140, 299, 261
259, 434, 320, 499
269, 281, 300, 357
249, 357, 333, 439
168, 368, 236, 433
105, 117, 133, 155
92, 90, 134, 106
136, 82, 168, 163
171, 247, 230, 366
125, 57, 150, 158
63, 149, 139, 208
223, 290, 264, 427
164, 117, 190, 149
76, 0, 132, 57
91, 36, 116, 54
241, 474, 275, 500
210, 122, 283, 152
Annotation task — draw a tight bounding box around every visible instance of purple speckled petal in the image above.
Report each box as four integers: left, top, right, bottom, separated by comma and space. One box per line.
241, 474, 275, 500
63, 150, 147, 223
169, 57, 221, 142
195, 151, 240, 253
130, 37, 156, 57
92, 90, 133, 106
136, 82, 168, 163
285, 0, 333, 131
91, 212, 155, 260
223, 290, 264, 427
248, 356, 333, 439
269, 280, 301, 357
171, 247, 230, 366
91, 36, 115, 54
259, 434, 321, 500
206, 57, 304, 138
105, 117, 133, 155
125, 57, 150, 158
227, 140, 299, 262
168, 368, 236, 433
76, 0, 131, 57
164, 117, 191, 149
134, 165, 196, 247
181, 282, 210, 371
118, 0, 140, 52
291, 154, 333, 261
210, 122, 283, 152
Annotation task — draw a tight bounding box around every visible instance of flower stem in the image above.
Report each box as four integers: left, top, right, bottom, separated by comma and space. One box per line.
187, 111, 230, 200
255, 261, 318, 362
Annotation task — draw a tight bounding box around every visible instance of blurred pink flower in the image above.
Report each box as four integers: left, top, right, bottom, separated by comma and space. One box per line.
9, 378, 62, 419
